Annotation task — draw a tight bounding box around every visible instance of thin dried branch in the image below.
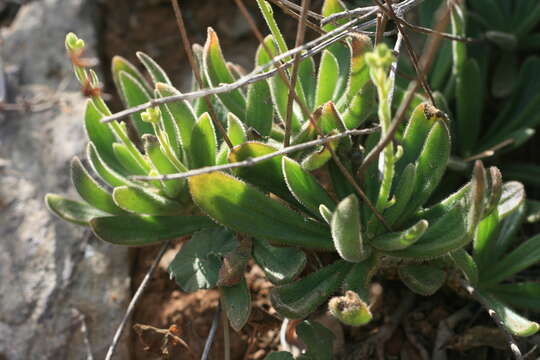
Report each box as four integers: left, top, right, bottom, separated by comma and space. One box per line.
104, 241, 170, 360
284, 0, 311, 147
376, 0, 435, 105
267, 0, 324, 34
321, 0, 424, 26
170, 0, 233, 148
273, 0, 323, 20
100, 0, 425, 124
201, 304, 221, 360
131, 127, 379, 181
463, 282, 523, 360
235, 0, 391, 230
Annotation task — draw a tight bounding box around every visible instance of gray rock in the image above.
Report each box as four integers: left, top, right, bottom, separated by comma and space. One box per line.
0, 1, 131, 359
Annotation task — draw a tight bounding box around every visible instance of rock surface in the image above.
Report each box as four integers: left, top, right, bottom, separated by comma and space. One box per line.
0, 1, 131, 359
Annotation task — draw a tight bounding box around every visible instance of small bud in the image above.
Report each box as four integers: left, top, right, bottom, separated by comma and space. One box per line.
329, 291, 372, 326
141, 107, 161, 124
65, 32, 85, 52
365, 43, 395, 72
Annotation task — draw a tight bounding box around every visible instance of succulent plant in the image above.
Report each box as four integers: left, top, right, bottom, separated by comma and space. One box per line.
46, 1, 540, 358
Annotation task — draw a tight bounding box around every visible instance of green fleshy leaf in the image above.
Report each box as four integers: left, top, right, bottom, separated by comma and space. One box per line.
71, 157, 124, 215
217, 113, 247, 164
91, 215, 216, 246
270, 260, 352, 319
253, 238, 306, 285
168, 227, 238, 292
296, 320, 335, 360
111, 55, 152, 94
189, 112, 217, 168
341, 82, 376, 129
482, 233, 540, 286
113, 186, 183, 216
455, 59, 483, 156
490, 282, 540, 312
45, 194, 108, 226
263, 352, 294, 360
155, 82, 198, 166
399, 264, 446, 296
449, 248, 479, 286
301, 137, 338, 171
221, 277, 252, 331
189, 171, 334, 250
319, 204, 333, 225
396, 103, 439, 176
476, 290, 539, 337
118, 71, 154, 136
136, 51, 172, 85
83, 99, 122, 172
331, 194, 369, 262
383, 163, 416, 226
315, 50, 340, 107
112, 143, 147, 175
282, 157, 335, 216
402, 116, 451, 219
342, 254, 378, 301
203, 28, 246, 120
370, 220, 428, 251
391, 205, 468, 259
229, 142, 296, 205
87, 142, 135, 188
246, 80, 273, 137
298, 57, 317, 110
143, 135, 186, 198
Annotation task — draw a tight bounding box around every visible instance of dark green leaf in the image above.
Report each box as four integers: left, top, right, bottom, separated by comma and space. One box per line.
296, 320, 335, 360
399, 264, 446, 296
91, 215, 216, 246
475, 290, 539, 337
168, 227, 237, 292
270, 260, 352, 319
45, 194, 107, 226
113, 186, 183, 216
253, 238, 306, 285
221, 278, 251, 331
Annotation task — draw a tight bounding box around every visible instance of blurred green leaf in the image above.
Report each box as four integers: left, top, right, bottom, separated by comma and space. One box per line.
71, 157, 124, 215
91, 215, 216, 246
113, 186, 183, 216
45, 194, 107, 226
136, 51, 172, 85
